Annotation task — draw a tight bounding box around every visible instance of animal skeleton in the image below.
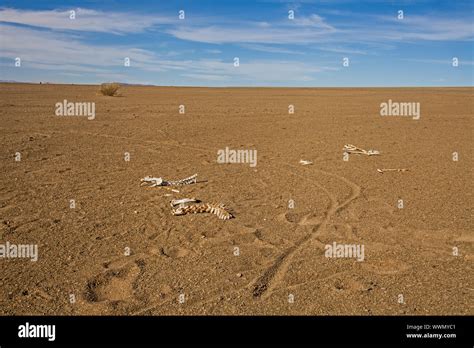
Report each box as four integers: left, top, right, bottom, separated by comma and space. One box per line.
343, 144, 380, 156
172, 202, 234, 220
141, 174, 197, 187
377, 168, 409, 173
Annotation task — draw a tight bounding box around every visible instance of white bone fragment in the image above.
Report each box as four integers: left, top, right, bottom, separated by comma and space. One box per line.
299, 160, 313, 165
170, 198, 199, 207
343, 144, 380, 156
377, 168, 409, 173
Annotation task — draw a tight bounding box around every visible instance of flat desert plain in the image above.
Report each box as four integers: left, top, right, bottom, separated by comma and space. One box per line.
0, 83, 472, 315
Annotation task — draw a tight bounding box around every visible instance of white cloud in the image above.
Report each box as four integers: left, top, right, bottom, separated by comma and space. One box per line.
402, 58, 474, 66
239, 43, 305, 55
0, 24, 336, 84
0, 24, 157, 67
316, 46, 367, 55
292, 14, 335, 30
0, 7, 173, 34
167, 25, 334, 44
179, 58, 337, 83
167, 13, 473, 45
204, 49, 222, 54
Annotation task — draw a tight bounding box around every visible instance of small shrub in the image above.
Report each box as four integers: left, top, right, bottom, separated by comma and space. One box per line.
100, 83, 120, 96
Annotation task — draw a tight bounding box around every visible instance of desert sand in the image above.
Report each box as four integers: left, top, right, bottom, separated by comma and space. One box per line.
0, 83, 472, 315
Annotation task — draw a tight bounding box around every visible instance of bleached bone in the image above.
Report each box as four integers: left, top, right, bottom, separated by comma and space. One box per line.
377, 168, 409, 173
167, 174, 197, 186
170, 198, 200, 207
343, 144, 380, 156
141, 174, 197, 187
140, 176, 164, 187
172, 202, 233, 220
299, 160, 313, 165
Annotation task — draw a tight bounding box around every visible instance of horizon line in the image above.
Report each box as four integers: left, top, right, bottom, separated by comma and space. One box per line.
1, 82, 473, 89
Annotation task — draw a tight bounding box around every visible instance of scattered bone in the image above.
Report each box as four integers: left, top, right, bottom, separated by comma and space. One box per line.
377, 168, 409, 173
299, 160, 313, 165
167, 174, 198, 186
170, 198, 200, 207
141, 174, 197, 187
140, 174, 232, 220
162, 187, 180, 193
172, 202, 234, 220
161, 186, 180, 193
140, 176, 163, 187
343, 144, 380, 156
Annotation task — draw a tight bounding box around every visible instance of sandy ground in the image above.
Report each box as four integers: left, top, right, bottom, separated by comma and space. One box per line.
0, 83, 472, 315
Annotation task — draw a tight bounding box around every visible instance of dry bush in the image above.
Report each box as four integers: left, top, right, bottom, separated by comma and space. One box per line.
100, 83, 120, 96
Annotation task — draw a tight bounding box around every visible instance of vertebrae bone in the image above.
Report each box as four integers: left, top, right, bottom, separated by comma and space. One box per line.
172, 202, 234, 220
377, 168, 409, 173
141, 174, 197, 187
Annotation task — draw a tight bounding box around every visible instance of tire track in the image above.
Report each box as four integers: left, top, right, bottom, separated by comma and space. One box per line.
251, 162, 361, 299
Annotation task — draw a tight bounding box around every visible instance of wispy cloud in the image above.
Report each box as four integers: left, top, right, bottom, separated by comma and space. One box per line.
167, 12, 473, 45
0, 23, 336, 85
292, 13, 335, 30
204, 49, 222, 54
185, 58, 338, 82
316, 46, 367, 55
239, 43, 305, 55
167, 25, 334, 44
0, 24, 155, 68
0, 7, 172, 34
402, 58, 474, 66
370, 15, 474, 41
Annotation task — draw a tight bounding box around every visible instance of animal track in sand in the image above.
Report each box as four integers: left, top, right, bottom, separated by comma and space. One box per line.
83, 259, 143, 304
160, 246, 193, 258
277, 211, 321, 226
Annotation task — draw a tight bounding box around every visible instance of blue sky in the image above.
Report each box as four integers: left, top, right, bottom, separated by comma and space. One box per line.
0, 0, 473, 86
